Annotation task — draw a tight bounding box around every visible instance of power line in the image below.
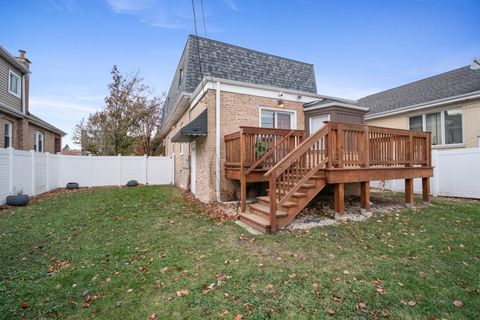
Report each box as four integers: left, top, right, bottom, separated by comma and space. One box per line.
191, 0, 204, 83
200, 0, 207, 37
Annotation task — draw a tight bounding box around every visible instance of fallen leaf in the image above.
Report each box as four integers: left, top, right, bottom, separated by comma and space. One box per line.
105, 277, 112, 283
127, 289, 133, 293
343, 270, 350, 275
376, 287, 386, 294
149, 312, 157, 320
452, 300, 463, 308
326, 308, 335, 316
234, 314, 242, 320
408, 300, 417, 307
176, 288, 189, 296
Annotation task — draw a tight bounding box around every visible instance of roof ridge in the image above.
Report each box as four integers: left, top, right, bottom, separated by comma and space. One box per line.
359, 65, 471, 100
188, 34, 314, 66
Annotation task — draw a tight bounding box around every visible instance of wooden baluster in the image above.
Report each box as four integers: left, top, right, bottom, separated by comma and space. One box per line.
240, 129, 247, 212
337, 124, 344, 168
269, 172, 277, 233
364, 126, 370, 167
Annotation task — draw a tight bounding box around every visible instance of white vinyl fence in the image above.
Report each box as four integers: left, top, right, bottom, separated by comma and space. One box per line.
372, 148, 480, 199
0, 148, 174, 204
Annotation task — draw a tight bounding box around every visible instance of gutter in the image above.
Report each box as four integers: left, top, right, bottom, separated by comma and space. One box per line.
304, 102, 370, 112
365, 90, 480, 120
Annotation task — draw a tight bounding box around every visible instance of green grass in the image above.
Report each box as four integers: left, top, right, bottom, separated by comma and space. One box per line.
0, 186, 479, 319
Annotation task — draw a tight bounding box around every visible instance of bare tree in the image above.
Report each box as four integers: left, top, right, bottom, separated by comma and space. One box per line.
73, 66, 164, 155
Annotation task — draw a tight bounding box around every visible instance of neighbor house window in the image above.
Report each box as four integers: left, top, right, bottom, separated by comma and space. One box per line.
409, 108, 463, 146
260, 109, 295, 129
8, 70, 21, 98
4, 121, 12, 148
34, 131, 44, 152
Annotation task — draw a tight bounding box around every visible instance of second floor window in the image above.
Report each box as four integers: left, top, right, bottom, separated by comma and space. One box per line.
8, 70, 21, 98
34, 131, 44, 152
4, 121, 12, 148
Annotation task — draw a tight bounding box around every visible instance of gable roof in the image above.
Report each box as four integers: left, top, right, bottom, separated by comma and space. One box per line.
161, 35, 317, 131
0, 44, 29, 74
359, 65, 480, 117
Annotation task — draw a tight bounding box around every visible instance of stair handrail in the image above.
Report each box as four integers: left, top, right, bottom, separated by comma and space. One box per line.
244, 129, 300, 175
265, 123, 331, 232
265, 124, 331, 178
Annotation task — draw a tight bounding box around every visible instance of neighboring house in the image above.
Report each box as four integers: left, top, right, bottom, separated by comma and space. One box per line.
0, 45, 64, 153
160, 35, 367, 203
360, 60, 480, 149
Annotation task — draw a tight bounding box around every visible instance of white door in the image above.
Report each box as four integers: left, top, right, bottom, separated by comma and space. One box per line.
309, 114, 330, 134
190, 141, 196, 195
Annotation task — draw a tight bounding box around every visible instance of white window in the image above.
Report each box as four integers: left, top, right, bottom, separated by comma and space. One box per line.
260, 108, 296, 129
34, 131, 44, 152
408, 108, 463, 146
309, 114, 330, 134
179, 143, 184, 155
8, 70, 21, 98
4, 121, 12, 148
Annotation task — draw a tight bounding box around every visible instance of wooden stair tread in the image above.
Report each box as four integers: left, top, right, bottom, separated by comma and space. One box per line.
301, 183, 316, 189
249, 203, 288, 217
238, 212, 270, 227
256, 196, 297, 208
266, 189, 307, 198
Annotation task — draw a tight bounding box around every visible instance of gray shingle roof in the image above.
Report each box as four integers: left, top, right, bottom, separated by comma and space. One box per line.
171, 109, 207, 142
161, 35, 317, 131
359, 66, 480, 116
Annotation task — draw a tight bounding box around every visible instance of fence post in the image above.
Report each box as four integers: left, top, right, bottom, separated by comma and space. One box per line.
31, 150, 35, 196
143, 154, 148, 185
118, 154, 122, 187
89, 154, 93, 188
46, 152, 50, 192
8, 147, 13, 195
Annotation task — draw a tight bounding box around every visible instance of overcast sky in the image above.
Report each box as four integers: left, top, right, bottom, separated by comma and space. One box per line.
1, 0, 478, 148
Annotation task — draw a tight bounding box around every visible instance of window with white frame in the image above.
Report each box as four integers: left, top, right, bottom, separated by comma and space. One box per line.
4, 121, 12, 148
34, 131, 44, 152
8, 70, 21, 98
260, 108, 295, 129
409, 108, 463, 146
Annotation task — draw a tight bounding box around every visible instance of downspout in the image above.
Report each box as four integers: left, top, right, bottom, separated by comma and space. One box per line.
215, 81, 221, 202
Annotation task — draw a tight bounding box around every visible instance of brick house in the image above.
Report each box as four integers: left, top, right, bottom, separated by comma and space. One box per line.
361, 60, 480, 149
160, 36, 367, 203
0, 45, 64, 153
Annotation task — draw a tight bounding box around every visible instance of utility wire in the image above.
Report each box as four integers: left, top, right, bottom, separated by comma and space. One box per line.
200, 0, 208, 37
191, 0, 204, 78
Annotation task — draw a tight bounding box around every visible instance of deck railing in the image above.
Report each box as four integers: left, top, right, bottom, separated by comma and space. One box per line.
224, 126, 305, 172
224, 122, 431, 172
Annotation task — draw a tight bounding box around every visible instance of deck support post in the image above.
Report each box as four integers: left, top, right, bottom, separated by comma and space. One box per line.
405, 178, 414, 208
422, 177, 431, 204
360, 181, 370, 213
334, 183, 345, 216
240, 176, 247, 212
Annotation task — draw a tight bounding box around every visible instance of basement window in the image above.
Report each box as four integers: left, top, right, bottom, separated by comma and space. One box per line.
4, 121, 12, 148
34, 131, 44, 152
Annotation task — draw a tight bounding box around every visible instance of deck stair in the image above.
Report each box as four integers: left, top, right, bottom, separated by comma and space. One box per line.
228, 122, 433, 234
239, 125, 331, 233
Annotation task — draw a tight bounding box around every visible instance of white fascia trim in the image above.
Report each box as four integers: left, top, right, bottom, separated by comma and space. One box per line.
304, 102, 369, 112
190, 76, 355, 105
365, 90, 480, 120
159, 93, 191, 138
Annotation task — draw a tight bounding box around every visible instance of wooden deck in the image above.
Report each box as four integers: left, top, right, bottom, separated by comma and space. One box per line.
224, 122, 433, 233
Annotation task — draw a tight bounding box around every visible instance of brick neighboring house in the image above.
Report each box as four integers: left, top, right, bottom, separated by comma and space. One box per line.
0, 45, 64, 153
160, 35, 366, 203
361, 60, 480, 149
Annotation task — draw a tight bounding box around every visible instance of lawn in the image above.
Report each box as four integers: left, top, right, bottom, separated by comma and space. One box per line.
0, 186, 479, 319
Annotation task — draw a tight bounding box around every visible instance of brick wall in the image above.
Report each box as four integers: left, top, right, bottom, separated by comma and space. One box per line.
163, 89, 306, 203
